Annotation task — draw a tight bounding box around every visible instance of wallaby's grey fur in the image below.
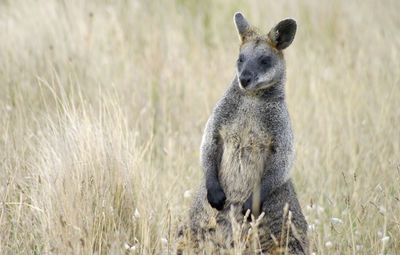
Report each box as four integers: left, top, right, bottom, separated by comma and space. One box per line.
188, 12, 309, 254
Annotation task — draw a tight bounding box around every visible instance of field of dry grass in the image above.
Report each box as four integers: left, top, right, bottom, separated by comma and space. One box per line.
1, 0, 399, 254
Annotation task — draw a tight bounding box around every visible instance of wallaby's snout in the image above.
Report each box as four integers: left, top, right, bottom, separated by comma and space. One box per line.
239, 70, 253, 88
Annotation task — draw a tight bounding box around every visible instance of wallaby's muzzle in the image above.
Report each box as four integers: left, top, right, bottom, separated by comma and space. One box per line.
239, 70, 253, 88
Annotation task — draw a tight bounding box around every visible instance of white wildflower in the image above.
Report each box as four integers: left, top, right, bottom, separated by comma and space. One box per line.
125, 243, 136, 251
331, 217, 343, 224
184, 190, 192, 198
140, 107, 147, 115
325, 241, 333, 248
381, 236, 390, 244
161, 237, 168, 245
134, 208, 140, 218
6, 105, 12, 111
379, 206, 386, 214
317, 206, 324, 214
308, 224, 315, 231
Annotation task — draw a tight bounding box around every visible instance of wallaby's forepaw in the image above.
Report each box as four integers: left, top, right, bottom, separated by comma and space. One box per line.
242, 196, 253, 218
207, 184, 226, 210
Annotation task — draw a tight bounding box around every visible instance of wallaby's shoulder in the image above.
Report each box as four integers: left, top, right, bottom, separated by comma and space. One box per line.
208, 80, 242, 123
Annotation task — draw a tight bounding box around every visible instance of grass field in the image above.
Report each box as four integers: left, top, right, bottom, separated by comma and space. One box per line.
1, 0, 400, 254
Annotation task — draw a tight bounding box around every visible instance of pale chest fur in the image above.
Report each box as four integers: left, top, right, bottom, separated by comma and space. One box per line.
218, 98, 271, 203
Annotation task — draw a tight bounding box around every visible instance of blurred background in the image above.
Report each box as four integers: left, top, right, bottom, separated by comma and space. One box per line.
0, 0, 399, 254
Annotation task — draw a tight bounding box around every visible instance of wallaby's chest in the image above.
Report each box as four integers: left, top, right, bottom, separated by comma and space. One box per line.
218, 98, 271, 202
219, 98, 271, 149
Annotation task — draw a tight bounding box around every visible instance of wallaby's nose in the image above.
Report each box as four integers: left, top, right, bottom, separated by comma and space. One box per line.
239, 70, 252, 88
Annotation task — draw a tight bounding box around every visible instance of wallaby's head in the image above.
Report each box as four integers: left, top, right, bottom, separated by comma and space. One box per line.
234, 12, 297, 92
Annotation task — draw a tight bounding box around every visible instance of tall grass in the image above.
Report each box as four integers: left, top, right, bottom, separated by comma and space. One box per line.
1, 0, 399, 254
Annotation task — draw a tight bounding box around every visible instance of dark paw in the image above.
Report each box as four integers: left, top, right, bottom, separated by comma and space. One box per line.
207, 185, 226, 210
242, 196, 253, 217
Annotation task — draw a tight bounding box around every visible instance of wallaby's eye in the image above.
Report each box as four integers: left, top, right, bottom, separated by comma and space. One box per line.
259, 56, 272, 67
238, 55, 245, 63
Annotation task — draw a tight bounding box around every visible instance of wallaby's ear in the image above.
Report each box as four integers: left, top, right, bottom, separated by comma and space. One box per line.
268, 18, 297, 50
234, 12, 252, 42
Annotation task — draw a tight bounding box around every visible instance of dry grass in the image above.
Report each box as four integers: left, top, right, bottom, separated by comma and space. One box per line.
1, 0, 400, 254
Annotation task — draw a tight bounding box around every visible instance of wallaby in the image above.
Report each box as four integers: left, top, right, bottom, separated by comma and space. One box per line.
188, 12, 309, 254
